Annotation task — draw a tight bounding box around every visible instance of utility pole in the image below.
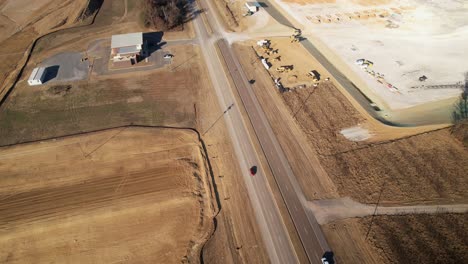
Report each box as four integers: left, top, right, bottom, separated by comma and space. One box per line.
365, 181, 386, 240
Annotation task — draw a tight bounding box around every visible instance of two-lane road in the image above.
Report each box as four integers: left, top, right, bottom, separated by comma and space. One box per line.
194, 0, 331, 262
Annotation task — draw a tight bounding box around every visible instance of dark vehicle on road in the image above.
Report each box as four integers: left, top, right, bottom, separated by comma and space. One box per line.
321, 251, 335, 264
249, 166, 257, 176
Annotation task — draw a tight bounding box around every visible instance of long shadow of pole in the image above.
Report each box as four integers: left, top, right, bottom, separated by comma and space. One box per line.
202, 103, 234, 136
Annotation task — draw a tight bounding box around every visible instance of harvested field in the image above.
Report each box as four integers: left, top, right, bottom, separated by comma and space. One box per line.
0, 127, 214, 263
452, 121, 468, 147
212, 0, 241, 30
282, 73, 467, 205
0, 44, 202, 146
319, 129, 468, 205
283, 81, 468, 205
323, 214, 468, 263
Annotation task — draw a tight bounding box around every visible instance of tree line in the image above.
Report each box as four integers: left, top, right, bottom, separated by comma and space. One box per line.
144, 0, 188, 30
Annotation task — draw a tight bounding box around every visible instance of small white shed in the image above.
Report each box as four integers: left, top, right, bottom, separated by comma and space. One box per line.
245, 2, 259, 13
28, 67, 46, 86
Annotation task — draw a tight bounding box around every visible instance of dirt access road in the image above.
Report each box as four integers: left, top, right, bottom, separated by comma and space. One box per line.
0, 127, 215, 263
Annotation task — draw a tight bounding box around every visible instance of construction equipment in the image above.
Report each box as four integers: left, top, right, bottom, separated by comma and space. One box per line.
290, 35, 300, 43
273, 56, 281, 62
257, 39, 270, 47
290, 28, 302, 43
261, 57, 271, 69
276, 65, 293, 73
307, 70, 320, 81
243, 11, 254, 17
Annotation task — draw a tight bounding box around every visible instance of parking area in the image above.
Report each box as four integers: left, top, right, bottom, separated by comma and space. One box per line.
39, 52, 90, 83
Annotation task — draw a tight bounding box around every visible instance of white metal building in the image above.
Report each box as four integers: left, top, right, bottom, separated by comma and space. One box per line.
28, 67, 46, 86
110, 32, 143, 66
245, 2, 259, 13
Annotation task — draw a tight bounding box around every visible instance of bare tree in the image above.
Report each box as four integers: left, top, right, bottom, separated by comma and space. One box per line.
144, 0, 188, 30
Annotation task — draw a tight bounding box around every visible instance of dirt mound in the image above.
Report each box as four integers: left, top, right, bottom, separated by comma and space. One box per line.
46, 84, 72, 96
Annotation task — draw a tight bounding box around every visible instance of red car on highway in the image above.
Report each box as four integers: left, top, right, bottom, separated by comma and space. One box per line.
249, 166, 257, 176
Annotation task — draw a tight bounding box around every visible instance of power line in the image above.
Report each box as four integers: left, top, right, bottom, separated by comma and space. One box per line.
202, 103, 234, 136
366, 181, 386, 240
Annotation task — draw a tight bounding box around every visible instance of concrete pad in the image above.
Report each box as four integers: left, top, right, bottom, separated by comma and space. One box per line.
39, 52, 89, 83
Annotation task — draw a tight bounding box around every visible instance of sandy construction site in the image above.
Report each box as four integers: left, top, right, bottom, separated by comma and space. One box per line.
0, 127, 215, 263
275, 0, 468, 112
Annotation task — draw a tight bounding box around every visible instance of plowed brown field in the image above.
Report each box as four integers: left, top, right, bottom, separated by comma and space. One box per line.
323, 214, 468, 264
283, 85, 468, 204
0, 127, 214, 263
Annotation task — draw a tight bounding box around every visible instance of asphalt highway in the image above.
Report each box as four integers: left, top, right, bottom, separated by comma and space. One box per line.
193, 0, 331, 262
192, 3, 299, 264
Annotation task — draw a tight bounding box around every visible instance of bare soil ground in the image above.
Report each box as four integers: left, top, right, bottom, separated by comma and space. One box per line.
195, 44, 271, 263
211, 0, 242, 31
235, 40, 468, 205
0, 127, 214, 263
452, 121, 468, 147
323, 214, 468, 264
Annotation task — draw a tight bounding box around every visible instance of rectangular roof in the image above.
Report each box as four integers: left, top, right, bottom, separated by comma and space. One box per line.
111, 32, 143, 48
117, 46, 140, 54
28, 67, 46, 81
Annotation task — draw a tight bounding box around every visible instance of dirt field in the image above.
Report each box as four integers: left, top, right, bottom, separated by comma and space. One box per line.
235, 40, 468, 205
0, 127, 215, 263
323, 214, 468, 263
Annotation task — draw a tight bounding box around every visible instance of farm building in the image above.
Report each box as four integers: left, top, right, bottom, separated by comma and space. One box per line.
111, 32, 143, 67
245, 2, 260, 13
28, 67, 46, 86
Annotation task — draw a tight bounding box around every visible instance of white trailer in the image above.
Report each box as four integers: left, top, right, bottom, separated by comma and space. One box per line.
28, 67, 46, 86
261, 58, 270, 69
